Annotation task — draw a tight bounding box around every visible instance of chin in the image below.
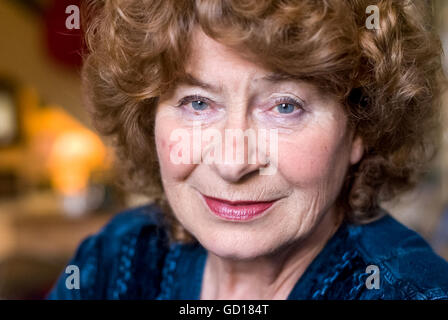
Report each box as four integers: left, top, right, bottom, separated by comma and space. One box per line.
192, 225, 285, 261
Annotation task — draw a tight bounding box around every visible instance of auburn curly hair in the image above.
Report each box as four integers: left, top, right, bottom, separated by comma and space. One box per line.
81, 0, 446, 242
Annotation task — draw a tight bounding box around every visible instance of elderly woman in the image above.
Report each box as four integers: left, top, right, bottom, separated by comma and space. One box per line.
49, 0, 448, 300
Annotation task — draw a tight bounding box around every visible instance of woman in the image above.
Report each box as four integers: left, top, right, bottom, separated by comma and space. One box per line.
49, 0, 448, 299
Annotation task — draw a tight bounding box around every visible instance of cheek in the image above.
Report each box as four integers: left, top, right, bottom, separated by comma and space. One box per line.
154, 116, 196, 182
277, 125, 350, 188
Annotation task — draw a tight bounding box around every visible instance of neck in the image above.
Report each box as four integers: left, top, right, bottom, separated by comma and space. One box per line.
200, 207, 344, 300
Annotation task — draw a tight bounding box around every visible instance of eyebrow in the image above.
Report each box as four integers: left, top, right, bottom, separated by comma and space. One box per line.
176, 73, 221, 93
260, 72, 297, 82
176, 71, 297, 92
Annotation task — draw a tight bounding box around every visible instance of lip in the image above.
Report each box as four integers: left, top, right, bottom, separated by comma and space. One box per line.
200, 193, 279, 221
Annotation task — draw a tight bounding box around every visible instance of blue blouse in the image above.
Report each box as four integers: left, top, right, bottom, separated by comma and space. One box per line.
48, 204, 448, 300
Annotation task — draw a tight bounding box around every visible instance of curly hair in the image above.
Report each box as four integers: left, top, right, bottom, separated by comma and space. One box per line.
81, 0, 446, 242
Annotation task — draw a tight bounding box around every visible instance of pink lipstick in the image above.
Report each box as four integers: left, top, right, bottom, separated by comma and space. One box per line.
202, 194, 278, 221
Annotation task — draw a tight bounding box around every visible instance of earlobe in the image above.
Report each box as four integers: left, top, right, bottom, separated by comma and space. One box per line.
350, 135, 364, 165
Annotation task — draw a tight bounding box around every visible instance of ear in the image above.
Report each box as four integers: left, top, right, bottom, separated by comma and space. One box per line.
350, 135, 364, 165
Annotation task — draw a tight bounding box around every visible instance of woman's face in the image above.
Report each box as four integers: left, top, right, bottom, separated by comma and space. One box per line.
155, 29, 363, 259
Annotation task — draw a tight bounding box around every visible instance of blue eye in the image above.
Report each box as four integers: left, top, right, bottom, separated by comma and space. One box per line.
191, 100, 208, 110
276, 103, 296, 114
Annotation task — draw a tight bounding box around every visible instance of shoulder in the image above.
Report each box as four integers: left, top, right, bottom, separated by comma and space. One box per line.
95, 203, 168, 246
349, 209, 448, 300
47, 203, 170, 300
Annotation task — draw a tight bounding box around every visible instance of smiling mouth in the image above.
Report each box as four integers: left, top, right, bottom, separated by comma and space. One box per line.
200, 193, 280, 221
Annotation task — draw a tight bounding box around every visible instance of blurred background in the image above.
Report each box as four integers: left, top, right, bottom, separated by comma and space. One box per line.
0, 0, 447, 299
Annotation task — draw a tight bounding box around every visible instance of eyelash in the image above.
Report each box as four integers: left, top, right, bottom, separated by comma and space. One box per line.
270, 97, 305, 114
176, 95, 212, 109
175, 95, 305, 113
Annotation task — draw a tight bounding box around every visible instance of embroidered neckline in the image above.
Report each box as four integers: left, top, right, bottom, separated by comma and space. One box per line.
156, 243, 182, 300
112, 234, 138, 299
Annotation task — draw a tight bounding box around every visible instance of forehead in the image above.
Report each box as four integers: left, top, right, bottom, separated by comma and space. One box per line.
185, 29, 268, 79
179, 29, 304, 90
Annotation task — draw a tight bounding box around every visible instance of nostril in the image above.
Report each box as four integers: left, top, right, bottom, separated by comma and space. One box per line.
237, 170, 260, 184
218, 167, 248, 183
212, 162, 262, 184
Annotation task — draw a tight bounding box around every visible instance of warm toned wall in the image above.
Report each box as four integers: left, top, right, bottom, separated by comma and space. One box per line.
0, 1, 87, 124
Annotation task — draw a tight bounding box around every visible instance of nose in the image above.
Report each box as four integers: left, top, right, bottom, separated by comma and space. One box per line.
206, 120, 270, 183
